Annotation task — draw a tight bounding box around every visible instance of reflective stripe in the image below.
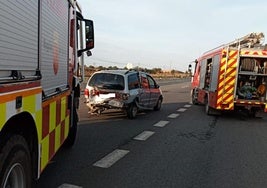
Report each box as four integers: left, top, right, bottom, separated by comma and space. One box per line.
40, 94, 69, 172
241, 50, 267, 56
0, 87, 42, 130
216, 50, 238, 110
0, 87, 42, 103
0, 103, 6, 128
0, 87, 70, 175
0, 87, 43, 177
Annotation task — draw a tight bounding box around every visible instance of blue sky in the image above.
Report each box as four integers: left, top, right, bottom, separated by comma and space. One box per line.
79, 0, 267, 72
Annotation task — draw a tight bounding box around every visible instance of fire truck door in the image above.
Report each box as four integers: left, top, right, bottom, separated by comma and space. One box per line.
210, 55, 220, 92
199, 59, 207, 89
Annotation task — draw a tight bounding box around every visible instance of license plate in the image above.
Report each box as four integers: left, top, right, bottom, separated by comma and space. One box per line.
99, 93, 115, 99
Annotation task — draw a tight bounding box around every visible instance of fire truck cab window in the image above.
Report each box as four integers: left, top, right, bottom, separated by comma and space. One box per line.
210, 55, 220, 91
204, 58, 212, 89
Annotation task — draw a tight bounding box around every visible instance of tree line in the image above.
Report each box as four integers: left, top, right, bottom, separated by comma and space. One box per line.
84, 65, 186, 77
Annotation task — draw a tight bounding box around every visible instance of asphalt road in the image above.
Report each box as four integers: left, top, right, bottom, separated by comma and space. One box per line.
37, 79, 267, 188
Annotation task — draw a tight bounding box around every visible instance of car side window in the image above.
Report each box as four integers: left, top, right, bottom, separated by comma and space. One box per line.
147, 75, 156, 88
128, 73, 140, 90
141, 74, 149, 89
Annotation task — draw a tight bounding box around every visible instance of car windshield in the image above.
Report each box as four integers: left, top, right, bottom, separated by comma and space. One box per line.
88, 73, 125, 90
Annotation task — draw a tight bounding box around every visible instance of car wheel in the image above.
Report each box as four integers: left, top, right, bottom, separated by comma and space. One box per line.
154, 98, 162, 111
0, 135, 32, 188
127, 102, 138, 119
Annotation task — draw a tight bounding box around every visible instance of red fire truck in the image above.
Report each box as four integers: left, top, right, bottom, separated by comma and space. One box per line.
0, 0, 94, 187
190, 32, 267, 116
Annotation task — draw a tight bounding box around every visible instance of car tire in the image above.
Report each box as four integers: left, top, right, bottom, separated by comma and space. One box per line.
0, 135, 32, 188
127, 102, 138, 119
154, 97, 162, 111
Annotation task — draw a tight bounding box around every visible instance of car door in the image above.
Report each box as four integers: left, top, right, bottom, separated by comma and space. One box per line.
147, 75, 160, 108
139, 73, 150, 107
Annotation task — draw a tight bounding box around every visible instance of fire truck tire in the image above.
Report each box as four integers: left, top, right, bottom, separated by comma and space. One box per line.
205, 97, 221, 115
248, 109, 258, 118
64, 109, 78, 147
127, 102, 138, 119
205, 103, 211, 115
191, 90, 198, 105
0, 134, 32, 188
205, 98, 211, 115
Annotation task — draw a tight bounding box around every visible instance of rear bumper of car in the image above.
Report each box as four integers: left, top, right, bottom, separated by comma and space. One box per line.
87, 98, 129, 109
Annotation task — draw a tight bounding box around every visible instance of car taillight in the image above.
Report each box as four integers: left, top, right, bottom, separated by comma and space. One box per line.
84, 89, 89, 99
91, 89, 100, 96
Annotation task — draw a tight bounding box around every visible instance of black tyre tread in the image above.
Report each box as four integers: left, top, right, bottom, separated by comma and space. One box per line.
192, 89, 198, 105
64, 108, 78, 147
154, 98, 162, 111
127, 103, 138, 119
0, 134, 32, 188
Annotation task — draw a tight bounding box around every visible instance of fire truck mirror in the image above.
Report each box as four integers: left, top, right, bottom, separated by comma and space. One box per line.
87, 50, 92, 57
188, 64, 192, 72
85, 19, 94, 50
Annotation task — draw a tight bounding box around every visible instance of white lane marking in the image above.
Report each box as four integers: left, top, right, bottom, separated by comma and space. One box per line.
153, 120, 169, 127
58, 184, 82, 188
184, 104, 191, 108
93, 149, 129, 168
177, 108, 187, 112
168, 113, 180, 118
134, 131, 155, 141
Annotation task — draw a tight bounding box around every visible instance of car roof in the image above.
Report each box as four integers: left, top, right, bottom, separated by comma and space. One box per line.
93, 69, 139, 76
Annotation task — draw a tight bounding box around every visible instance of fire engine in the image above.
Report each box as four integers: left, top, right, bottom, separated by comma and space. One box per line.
190, 32, 267, 116
0, 0, 94, 187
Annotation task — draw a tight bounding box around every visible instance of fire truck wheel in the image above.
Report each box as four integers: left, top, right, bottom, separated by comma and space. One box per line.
192, 90, 198, 105
127, 102, 138, 119
64, 109, 78, 147
0, 135, 32, 188
248, 109, 258, 118
205, 98, 211, 115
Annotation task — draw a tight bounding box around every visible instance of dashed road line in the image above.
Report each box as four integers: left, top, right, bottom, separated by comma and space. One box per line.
168, 113, 180, 118
153, 120, 169, 127
58, 184, 82, 188
177, 108, 187, 112
93, 149, 129, 168
134, 131, 155, 141
181, 85, 189, 88
184, 104, 191, 108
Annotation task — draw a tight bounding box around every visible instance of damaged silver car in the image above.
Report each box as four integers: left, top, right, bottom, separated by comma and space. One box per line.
84, 69, 163, 119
